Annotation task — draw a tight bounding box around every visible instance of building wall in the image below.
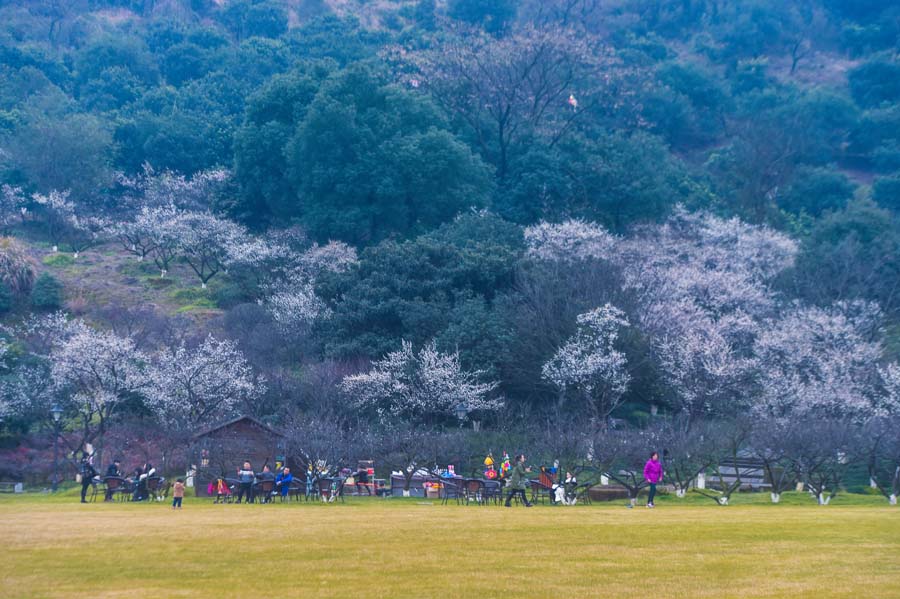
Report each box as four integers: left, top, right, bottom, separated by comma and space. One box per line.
194, 419, 286, 496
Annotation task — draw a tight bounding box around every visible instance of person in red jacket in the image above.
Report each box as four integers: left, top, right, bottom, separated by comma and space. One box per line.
643, 451, 663, 508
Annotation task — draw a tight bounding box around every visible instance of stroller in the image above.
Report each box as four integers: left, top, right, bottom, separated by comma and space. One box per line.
209, 477, 233, 503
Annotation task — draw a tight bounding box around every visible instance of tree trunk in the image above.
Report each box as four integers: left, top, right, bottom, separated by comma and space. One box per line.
770, 492, 780, 504
889, 494, 897, 506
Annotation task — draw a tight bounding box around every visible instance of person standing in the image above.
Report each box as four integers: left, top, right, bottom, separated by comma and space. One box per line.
172, 479, 185, 509
644, 451, 663, 508
504, 454, 533, 508
80, 457, 98, 503
237, 461, 255, 504
257, 465, 275, 503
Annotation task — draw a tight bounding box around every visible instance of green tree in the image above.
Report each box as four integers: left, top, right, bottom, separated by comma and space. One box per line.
31, 272, 63, 311
779, 167, 855, 216
872, 174, 900, 212
317, 213, 523, 363
500, 132, 696, 229
233, 63, 333, 224
848, 59, 900, 108
6, 101, 113, 199
287, 65, 493, 244
448, 0, 517, 34
791, 198, 900, 316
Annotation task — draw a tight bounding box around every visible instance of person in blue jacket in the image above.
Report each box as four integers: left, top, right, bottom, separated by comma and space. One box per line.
276, 467, 293, 501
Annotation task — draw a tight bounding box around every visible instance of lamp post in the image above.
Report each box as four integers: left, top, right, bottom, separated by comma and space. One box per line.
50, 405, 62, 492
454, 403, 469, 428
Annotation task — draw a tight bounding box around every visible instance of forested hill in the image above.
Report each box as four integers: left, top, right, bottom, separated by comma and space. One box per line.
1, 0, 900, 463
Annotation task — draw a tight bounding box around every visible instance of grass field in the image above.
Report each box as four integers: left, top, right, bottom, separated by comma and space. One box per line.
1, 491, 898, 598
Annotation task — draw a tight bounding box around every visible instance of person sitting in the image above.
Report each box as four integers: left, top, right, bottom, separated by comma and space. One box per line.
106, 460, 121, 478
276, 467, 293, 501
104, 460, 122, 501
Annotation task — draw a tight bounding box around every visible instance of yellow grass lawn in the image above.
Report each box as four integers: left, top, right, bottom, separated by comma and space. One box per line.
1, 497, 898, 598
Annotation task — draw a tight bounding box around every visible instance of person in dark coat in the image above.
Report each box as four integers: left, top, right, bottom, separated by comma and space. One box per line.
103, 460, 122, 501
80, 457, 98, 503
504, 454, 533, 508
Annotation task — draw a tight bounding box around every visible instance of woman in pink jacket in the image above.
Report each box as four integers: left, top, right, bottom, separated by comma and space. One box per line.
643, 451, 663, 508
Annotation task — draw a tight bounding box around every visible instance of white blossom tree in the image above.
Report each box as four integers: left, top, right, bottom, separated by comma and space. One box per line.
881, 364, 900, 415
146, 335, 265, 430
48, 318, 149, 463
174, 212, 250, 288
341, 340, 502, 424
66, 214, 109, 258
524, 219, 617, 263
1, 185, 27, 233
542, 304, 630, 429
31, 190, 75, 252
116, 165, 230, 211
264, 241, 358, 333
619, 207, 797, 419
755, 301, 885, 419
139, 205, 183, 276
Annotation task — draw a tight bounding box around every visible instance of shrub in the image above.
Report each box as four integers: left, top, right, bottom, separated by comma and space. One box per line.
0, 237, 37, 298
31, 272, 63, 311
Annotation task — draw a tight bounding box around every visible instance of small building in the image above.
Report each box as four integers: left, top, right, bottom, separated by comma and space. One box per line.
192, 415, 287, 496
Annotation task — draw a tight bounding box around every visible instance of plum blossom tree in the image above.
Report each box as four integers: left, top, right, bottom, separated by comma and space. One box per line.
618, 208, 797, 419
882, 364, 900, 414
264, 241, 358, 333
1, 185, 27, 233
31, 190, 75, 252
524, 220, 616, 263
138, 205, 183, 276
542, 304, 630, 429
754, 301, 884, 419
655, 308, 758, 420
116, 166, 230, 212
861, 417, 900, 505
66, 213, 109, 258
786, 417, 859, 505
48, 318, 149, 463
174, 212, 251, 288
341, 340, 502, 424
146, 336, 265, 430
